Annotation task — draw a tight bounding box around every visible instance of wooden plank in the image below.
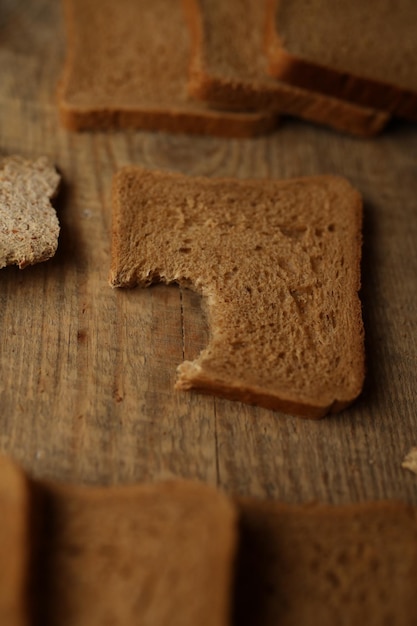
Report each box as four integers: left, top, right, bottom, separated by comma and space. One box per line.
0, 0, 416, 505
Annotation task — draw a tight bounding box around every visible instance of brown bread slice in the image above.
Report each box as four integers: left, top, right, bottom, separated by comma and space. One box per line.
58, 0, 277, 138
265, 0, 417, 121
0, 156, 60, 269
235, 499, 417, 626
38, 480, 236, 626
110, 167, 364, 418
0, 456, 32, 626
182, 0, 389, 136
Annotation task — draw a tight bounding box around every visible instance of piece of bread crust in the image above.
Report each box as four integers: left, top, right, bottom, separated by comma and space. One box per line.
110, 166, 364, 418
235, 498, 417, 626
265, 0, 417, 121
0, 456, 32, 626
58, 0, 277, 138
37, 480, 236, 626
0, 156, 60, 269
181, 0, 389, 137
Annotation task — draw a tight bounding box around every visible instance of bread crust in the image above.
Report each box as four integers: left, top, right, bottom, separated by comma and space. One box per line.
0, 457, 32, 626
175, 366, 356, 418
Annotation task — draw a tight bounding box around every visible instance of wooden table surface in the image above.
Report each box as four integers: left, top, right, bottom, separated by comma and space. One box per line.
1, 0, 416, 505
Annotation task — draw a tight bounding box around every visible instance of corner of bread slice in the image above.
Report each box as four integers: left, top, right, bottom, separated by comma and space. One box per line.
57, 100, 80, 131
264, 0, 323, 86
264, 0, 292, 75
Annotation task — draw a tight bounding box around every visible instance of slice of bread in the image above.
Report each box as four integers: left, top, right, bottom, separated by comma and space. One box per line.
110, 166, 364, 418
182, 0, 389, 136
58, 0, 277, 138
1, 454, 415, 625
0, 156, 60, 269
38, 480, 236, 626
0, 456, 32, 626
265, 0, 417, 121
235, 499, 417, 626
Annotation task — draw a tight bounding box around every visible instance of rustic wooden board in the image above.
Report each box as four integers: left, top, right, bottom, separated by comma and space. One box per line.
0, 0, 416, 505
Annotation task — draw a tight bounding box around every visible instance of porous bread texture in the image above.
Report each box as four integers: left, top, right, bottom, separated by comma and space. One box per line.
110, 167, 364, 418
265, 0, 417, 121
182, 0, 389, 136
235, 499, 417, 626
0, 457, 31, 626
58, 0, 277, 137
38, 480, 236, 626
0, 156, 60, 269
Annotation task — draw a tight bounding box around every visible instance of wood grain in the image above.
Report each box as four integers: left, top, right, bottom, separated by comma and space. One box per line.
0, 0, 416, 504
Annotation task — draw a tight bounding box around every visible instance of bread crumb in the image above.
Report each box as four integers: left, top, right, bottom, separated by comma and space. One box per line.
402, 447, 417, 475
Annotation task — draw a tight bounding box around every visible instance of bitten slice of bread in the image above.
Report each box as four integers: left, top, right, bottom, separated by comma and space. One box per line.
182, 0, 389, 136
0, 457, 32, 626
58, 0, 277, 137
110, 167, 364, 418
0, 156, 60, 269
235, 499, 417, 626
265, 0, 417, 121
38, 480, 236, 626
